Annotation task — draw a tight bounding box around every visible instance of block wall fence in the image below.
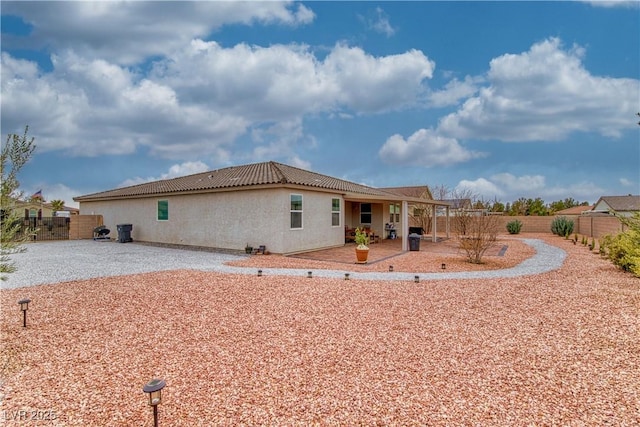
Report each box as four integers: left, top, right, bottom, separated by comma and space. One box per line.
69, 215, 104, 240
434, 215, 626, 239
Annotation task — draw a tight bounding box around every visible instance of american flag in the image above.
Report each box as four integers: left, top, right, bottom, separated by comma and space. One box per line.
31, 189, 43, 200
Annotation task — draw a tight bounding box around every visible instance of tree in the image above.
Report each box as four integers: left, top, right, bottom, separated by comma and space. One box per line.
527, 197, 548, 216
1, 126, 36, 280
450, 187, 476, 236
50, 199, 65, 212
450, 191, 501, 264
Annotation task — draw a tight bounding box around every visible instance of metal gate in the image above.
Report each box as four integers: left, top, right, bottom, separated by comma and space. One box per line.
20, 217, 70, 241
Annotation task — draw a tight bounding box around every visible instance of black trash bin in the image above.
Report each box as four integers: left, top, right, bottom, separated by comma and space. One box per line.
409, 233, 421, 251
116, 224, 133, 243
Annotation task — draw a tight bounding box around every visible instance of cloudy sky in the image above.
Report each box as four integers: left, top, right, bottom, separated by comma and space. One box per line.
1, 1, 638, 208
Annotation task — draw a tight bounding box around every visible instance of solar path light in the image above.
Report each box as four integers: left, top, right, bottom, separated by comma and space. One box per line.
18, 298, 31, 327
143, 378, 166, 427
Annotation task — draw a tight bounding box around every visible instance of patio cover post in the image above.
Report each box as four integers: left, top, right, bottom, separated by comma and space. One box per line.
432, 204, 437, 242
402, 200, 409, 251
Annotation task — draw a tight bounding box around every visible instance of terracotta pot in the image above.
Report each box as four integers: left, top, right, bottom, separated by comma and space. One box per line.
355, 248, 369, 264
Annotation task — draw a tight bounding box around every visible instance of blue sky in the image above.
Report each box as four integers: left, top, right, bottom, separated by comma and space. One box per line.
1, 1, 639, 208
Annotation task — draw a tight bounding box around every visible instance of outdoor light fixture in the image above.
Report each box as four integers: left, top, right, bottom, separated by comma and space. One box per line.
344, 273, 350, 280
414, 275, 420, 283
307, 271, 312, 278
143, 378, 166, 427
441, 263, 446, 271
257, 269, 262, 277
389, 265, 394, 272
18, 298, 31, 328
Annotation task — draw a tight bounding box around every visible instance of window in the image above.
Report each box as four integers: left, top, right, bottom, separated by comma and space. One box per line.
157, 200, 168, 221
29, 208, 37, 218
390, 204, 401, 222
360, 203, 372, 224
290, 194, 302, 229
331, 198, 341, 227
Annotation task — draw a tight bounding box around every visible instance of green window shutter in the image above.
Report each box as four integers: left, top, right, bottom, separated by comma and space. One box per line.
157, 200, 169, 221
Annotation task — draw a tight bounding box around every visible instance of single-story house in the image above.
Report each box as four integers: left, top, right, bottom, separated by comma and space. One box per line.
74, 161, 450, 254
590, 195, 640, 217
1, 199, 79, 220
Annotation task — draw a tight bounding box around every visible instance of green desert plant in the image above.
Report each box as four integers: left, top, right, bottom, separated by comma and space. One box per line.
600, 213, 640, 277
551, 216, 574, 237
506, 219, 522, 235
354, 227, 369, 249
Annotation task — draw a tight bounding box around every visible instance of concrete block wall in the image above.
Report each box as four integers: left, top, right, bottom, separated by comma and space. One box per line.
69, 215, 104, 239
434, 215, 625, 239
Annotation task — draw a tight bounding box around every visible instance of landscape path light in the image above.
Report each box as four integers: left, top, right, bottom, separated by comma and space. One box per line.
389, 265, 394, 272
143, 378, 166, 427
441, 263, 446, 271
307, 271, 312, 279
344, 273, 350, 280
414, 275, 420, 283
18, 298, 31, 327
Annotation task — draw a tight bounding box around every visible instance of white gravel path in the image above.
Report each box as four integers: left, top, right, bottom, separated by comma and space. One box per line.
2, 238, 565, 289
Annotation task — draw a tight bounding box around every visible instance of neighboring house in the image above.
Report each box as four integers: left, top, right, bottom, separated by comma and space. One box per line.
380, 186, 444, 234
590, 195, 640, 217
74, 161, 450, 254
554, 205, 594, 216
2, 199, 79, 220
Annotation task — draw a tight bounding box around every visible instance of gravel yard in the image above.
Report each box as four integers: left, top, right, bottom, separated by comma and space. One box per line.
0, 234, 638, 425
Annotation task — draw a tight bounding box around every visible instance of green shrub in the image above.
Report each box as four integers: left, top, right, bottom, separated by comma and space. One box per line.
506, 219, 523, 234
551, 216, 574, 237
600, 213, 640, 277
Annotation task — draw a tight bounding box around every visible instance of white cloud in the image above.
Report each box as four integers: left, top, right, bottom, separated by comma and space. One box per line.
585, 1, 640, 8
455, 174, 605, 203
378, 128, 486, 167
429, 75, 482, 107
619, 177, 634, 187
321, 45, 434, 113
368, 7, 396, 37
490, 173, 546, 192
27, 183, 81, 209
1, 1, 315, 65
118, 161, 211, 188
455, 178, 504, 198
438, 38, 639, 142
2, 38, 435, 160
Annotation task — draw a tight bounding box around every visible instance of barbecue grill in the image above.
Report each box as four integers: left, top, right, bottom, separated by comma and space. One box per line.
93, 225, 111, 240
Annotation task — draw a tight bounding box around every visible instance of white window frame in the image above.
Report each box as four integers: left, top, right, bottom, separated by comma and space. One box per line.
290, 194, 303, 229
331, 198, 341, 227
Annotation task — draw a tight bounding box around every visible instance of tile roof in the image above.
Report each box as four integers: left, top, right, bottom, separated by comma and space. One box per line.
554, 205, 594, 215
74, 161, 395, 201
596, 195, 640, 212
380, 186, 433, 199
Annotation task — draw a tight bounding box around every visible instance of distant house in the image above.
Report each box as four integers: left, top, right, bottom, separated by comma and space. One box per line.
379, 186, 451, 235
1, 199, 79, 220
590, 195, 640, 217
554, 205, 594, 216
74, 161, 449, 254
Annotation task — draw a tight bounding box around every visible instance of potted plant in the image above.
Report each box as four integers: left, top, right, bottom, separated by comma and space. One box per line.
354, 227, 369, 264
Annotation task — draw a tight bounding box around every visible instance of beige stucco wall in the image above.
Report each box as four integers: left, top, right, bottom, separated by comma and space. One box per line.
78, 188, 346, 254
